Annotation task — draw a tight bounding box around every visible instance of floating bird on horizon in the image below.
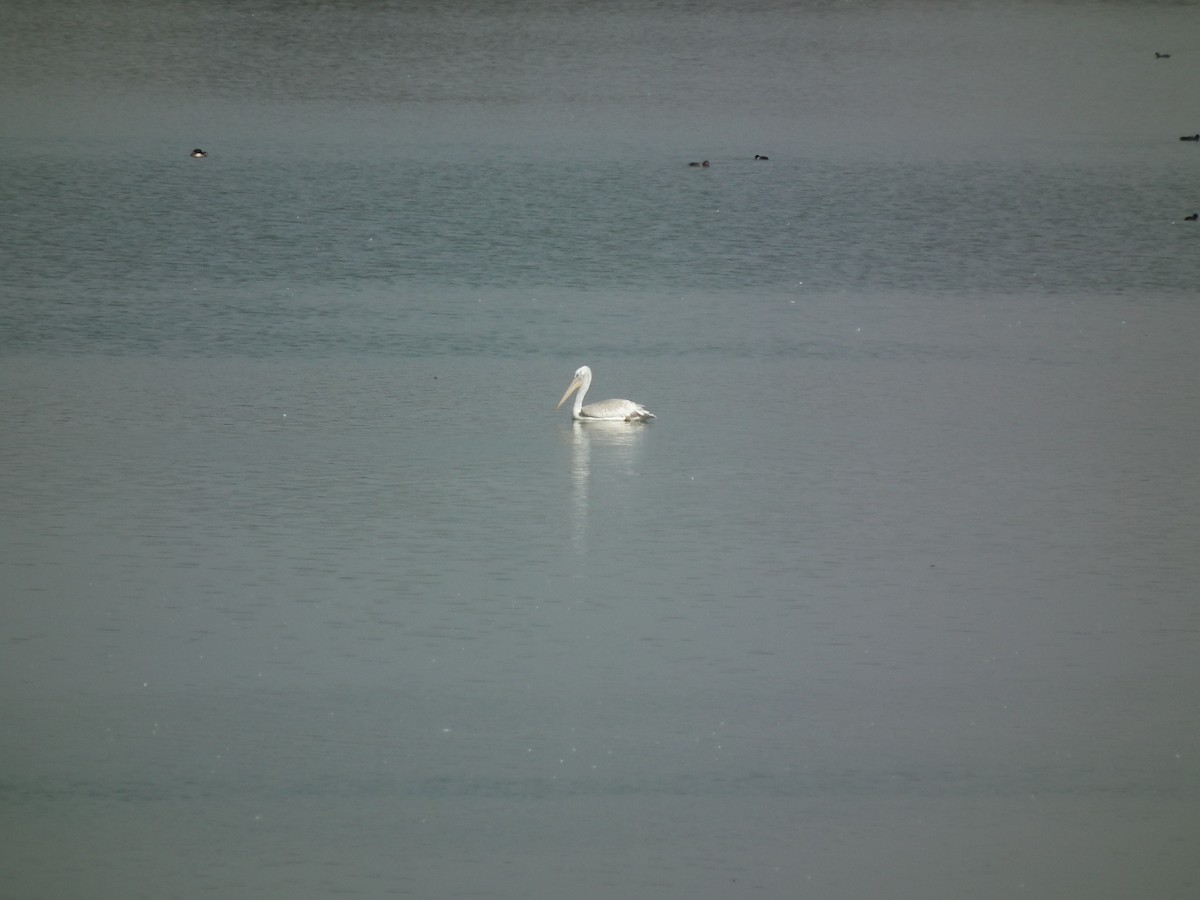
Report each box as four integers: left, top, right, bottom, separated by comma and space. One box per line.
755, 154, 770, 160
688, 160, 710, 167
1181, 134, 1200, 142
191, 148, 208, 158
555, 365, 655, 423
1185, 213, 1198, 221
1156, 52, 1171, 58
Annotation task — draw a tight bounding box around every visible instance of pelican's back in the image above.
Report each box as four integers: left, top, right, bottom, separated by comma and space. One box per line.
579, 398, 655, 422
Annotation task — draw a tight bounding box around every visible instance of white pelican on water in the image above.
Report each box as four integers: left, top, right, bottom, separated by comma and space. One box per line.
555, 365, 655, 423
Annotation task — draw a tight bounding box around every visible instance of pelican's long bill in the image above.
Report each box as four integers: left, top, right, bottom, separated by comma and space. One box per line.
555, 365, 655, 423
555, 371, 586, 411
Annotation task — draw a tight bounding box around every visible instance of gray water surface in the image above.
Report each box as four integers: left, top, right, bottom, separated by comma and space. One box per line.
3, 2, 1199, 898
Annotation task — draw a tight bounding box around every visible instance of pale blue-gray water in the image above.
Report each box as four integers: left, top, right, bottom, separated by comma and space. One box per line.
2, 1, 1199, 898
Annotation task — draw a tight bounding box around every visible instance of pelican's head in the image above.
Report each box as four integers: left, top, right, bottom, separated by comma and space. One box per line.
555, 365, 592, 410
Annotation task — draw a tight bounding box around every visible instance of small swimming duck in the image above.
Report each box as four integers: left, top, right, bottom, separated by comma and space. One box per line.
1185, 213, 1198, 221
1180, 135, 1200, 142
754, 154, 769, 160
190, 148, 209, 158
1155, 52, 1171, 59
688, 160, 710, 168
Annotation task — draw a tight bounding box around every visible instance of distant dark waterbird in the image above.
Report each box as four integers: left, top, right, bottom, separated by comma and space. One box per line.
754, 154, 770, 160
1186, 213, 1198, 221
1155, 52, 1171, 58
191, 148, 209, 158
688, 160, 711, 167
1181, 135, 1200, 142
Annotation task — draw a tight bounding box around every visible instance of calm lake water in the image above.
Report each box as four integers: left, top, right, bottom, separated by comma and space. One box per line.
3, 1, 1199, 898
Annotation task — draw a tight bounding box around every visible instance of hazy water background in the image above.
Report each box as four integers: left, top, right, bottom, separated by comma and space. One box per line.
3, 1, 1200, 897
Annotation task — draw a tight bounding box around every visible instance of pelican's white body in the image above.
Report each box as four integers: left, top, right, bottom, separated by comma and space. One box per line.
555, 365, 655, 423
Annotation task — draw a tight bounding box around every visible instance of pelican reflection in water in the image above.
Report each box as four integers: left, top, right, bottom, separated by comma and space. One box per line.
555, 365, 655, 422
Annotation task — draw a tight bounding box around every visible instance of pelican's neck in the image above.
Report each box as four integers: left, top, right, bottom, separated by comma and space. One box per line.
571, 375, 589, 418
